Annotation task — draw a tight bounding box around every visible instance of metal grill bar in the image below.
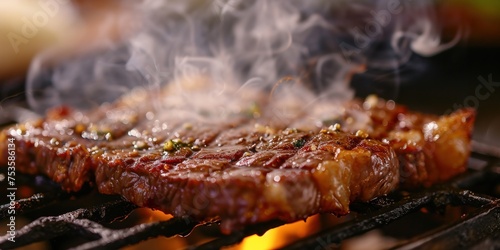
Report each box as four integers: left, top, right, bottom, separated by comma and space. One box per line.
0, 175, 72, 220
72, 216, 200, 250
392, 203, 500, 250
281, 194, 432, 250
0, 192, 62, 220
0, 198, 136, 249
280, 190, 498, 250
191, 220, 285, 250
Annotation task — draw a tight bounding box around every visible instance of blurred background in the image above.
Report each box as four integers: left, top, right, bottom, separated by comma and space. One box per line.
0, 0, 499, 148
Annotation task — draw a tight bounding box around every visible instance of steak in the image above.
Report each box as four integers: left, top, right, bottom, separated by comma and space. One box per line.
0, 83, 475, 232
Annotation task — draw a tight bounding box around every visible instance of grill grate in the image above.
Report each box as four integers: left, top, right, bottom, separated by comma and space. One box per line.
0, 151, 499, 249
281, 191, 499, 250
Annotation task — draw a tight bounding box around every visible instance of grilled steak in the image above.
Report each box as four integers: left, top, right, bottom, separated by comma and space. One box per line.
0, 84, 475, 232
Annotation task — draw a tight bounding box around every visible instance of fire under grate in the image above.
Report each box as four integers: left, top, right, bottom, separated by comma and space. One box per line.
0, 151, 499, 250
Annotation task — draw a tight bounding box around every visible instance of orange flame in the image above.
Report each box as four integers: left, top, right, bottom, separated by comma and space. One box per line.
123, 209, 325, 249
123, 209, 186, 250
139, 209, 174, 223
232, 215, 321, 250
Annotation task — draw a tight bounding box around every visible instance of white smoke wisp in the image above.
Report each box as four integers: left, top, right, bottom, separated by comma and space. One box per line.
24, 0, 460, 124
390, 1, 462, 58
392, 19, 462, 57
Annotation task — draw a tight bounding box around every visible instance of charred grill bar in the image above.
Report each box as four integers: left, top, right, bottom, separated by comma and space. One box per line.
0, 151, 498, 249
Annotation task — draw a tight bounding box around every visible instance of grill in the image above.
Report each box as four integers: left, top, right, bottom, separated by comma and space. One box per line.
0, 148, 499, 250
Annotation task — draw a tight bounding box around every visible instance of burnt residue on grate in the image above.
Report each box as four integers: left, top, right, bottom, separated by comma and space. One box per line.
0, 152, 499, 250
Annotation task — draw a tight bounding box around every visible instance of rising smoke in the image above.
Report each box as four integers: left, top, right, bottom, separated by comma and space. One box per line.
25, 0, 459, 119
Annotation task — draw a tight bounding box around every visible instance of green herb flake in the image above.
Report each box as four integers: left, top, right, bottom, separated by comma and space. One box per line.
163, 139, 192, 152
292, 138, 306, 148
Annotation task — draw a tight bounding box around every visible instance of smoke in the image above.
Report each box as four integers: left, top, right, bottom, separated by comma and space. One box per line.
24, 0, 460, 122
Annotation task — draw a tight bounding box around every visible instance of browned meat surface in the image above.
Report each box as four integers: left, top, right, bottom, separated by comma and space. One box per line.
341, 96, 475, 187
0, 87, 475, 232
